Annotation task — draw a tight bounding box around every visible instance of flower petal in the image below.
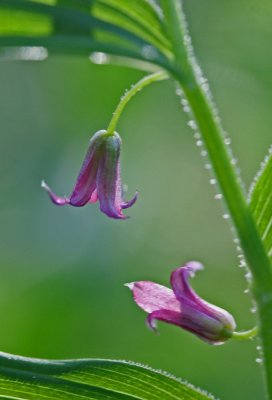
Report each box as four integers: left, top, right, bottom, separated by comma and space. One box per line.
170, 261, 203, 302
170, 262, 236, 343
41, 180, 69, 206
126, 281, 180, 314
69, 131, 106, 207
147, 309, 183, 332
97, 133, 125, 219
121, 191, 138, 209
88, 189, 98, 203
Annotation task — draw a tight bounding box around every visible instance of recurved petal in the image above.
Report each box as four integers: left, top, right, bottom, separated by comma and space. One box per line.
41, 180, 69, 206
121, 191, 138, 209
126, 281, 180, 314
170, 261, 204, 302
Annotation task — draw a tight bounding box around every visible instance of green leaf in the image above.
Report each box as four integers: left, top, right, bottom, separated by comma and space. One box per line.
93, 0, 172, 56
0, 352, 216, 400
249, 147, 272, 260
0, 0, 171, 68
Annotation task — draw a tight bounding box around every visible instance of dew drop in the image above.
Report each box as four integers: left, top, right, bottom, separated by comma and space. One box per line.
142, 45, 157, 60
214, 193, 223, 200
231, 158, 238, 165
188, 120, 197, 130
205, 163, 212, 170
239, 259, 247, 268
222, 213, 230, 220
256, 345, 262, 351
251, 306, 257, 314
224, 137, 232, 145
244, 288, 249, 294
256, 358, 263, 364
194, 132, 201, 139
183, 106, 191, 113
201, 82, 209, 93
90, 52, 109, 64
245, 271, 252, 280
199, 76, 207, 85
210, 179, 217, 185
201, 150, 207, 157
176, 88, 183, 96
3, 46, 48, 61
196, 140, 203, 147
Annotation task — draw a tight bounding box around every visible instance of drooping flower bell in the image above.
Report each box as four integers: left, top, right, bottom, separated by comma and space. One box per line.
42, 130, 137, 219
127, 261, 236, 345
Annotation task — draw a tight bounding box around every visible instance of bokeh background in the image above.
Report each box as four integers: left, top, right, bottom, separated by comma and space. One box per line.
0, 0, 272, 399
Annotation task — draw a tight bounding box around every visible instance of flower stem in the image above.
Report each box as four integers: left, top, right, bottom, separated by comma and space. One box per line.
232, 326, 258, 341
161, 1, 272, 398
106, 71, 168, 136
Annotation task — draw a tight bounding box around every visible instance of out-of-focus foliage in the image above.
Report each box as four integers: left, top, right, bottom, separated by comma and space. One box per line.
0, 0, 171, 64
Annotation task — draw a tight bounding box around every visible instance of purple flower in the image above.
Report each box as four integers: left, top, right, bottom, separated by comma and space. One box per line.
127, 261, 236, 345
42, 130, 137, 219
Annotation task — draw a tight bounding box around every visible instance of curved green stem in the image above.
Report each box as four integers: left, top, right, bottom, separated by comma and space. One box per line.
107, 71, 168, 135
232, 326, 258, 341
161, 1, 272, 398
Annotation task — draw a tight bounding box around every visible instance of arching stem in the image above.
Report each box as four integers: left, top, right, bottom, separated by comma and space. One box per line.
107, 71, 168, 136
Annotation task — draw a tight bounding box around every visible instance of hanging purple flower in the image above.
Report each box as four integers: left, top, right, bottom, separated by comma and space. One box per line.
42, 130, 137, 219
127, 261, 236, 345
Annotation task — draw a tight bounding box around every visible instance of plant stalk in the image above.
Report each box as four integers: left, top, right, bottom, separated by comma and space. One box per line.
107, 71, 167, 135
161, 1, 272, 398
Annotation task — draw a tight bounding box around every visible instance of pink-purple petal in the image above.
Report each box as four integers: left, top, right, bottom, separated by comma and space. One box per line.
69, 131, 105, 206
41, 181, 69, 206
97, 134, 125, 219
121, 191, 138, 209
88, 189, 98, 203
126, 281, 180, 314
170, 261, 203, 302
146, 309, 183, 331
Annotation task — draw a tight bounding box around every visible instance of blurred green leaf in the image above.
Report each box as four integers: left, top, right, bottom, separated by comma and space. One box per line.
0, 0, 171, 66
0, 352, 216, 400
249, 147, 272, 260
93, 0, 171, 56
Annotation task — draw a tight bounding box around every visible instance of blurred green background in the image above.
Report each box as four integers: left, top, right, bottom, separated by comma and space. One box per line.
0, 0, 272, 399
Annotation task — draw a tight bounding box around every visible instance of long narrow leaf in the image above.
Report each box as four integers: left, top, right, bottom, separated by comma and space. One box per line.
95, 0, 171, 49
0, 0, 171, 67
0, 0, 147, 46
249, 147, 272, 260
0, 352, 216, 400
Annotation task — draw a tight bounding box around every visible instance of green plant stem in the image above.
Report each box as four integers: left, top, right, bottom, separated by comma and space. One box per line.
232, 326, 258, 341
106, 71, 168, 135
161, 1, 272, 398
